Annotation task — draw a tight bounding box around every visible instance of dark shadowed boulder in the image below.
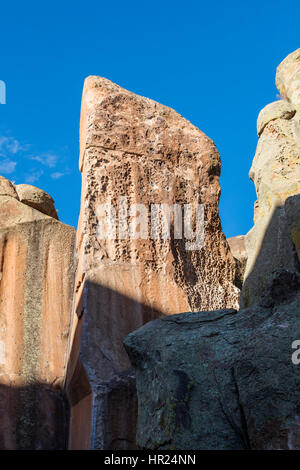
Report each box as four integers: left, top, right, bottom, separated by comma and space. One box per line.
124, 274, 300, 449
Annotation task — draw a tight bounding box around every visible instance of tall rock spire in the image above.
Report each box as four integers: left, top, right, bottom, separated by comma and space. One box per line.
71, 76, 240, 449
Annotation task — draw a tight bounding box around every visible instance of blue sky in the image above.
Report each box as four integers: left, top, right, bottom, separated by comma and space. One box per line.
0, 0, 299, 237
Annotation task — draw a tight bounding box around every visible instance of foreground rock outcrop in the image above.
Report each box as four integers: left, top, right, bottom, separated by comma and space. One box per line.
0, 177, 76, 449
125, 276, 300, 450
124, 49, 300, 450
72, 76, 240, 449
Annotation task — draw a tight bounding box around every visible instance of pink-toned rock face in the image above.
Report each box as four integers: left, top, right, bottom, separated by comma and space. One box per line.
227, 235, 247, 262
0, 192, 77, 449
227, 235, 247, 288
72, 77, 240, 449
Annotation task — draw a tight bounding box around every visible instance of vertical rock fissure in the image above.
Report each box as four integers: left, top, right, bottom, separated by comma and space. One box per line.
231, 367, 251, 450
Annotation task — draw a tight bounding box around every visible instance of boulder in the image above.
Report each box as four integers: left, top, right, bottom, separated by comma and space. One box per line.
124, 270, 300, 450
0, 175, 18, 199
257, 100, 295, 137
15, 184, 59, 219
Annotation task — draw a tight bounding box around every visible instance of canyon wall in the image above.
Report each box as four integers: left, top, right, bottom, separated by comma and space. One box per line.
72, 76, 240, 449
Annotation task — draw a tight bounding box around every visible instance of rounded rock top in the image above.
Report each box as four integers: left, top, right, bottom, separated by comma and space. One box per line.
276, 48, 300, 99
0, 176, 19, 199
15, 184, 59, 220
257, 100, 296, 137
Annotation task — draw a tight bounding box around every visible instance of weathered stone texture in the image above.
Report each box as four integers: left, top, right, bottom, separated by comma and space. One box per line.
227, 235, 247, 264
257, 100, 296, 137
227, 235, 247, 288
124, 48, 300, 451
16, 184, 59, 219
276, 48, 300, 113
74, 76, 240, 449
0, 178, 76, 449
125, 272, 300, 450
0, 176, 19, 199
242, 49, 300, 307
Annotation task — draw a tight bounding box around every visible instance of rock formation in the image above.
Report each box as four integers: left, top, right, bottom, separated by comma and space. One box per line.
15, 184, 59, 220
0, 176, 76, 449
124, 49, 300, 450
72, 76, 240, 449
227, 235, 247, 288
241, 48, 300, 308
3, 49, 300, 451
125, 273, 300, 450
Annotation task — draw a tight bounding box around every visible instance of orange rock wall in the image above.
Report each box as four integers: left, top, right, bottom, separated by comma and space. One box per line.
71, 77, 240, 449
0, 193, 76, 449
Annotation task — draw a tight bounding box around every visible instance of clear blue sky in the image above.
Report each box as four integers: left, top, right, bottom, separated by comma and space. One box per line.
0, 0, 299, 237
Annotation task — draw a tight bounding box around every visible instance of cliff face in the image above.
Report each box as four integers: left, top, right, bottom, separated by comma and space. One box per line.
72, 76, 240, 449
124, 49, 300, 450
242, 49, 300, 307
0, 179, 76, 449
